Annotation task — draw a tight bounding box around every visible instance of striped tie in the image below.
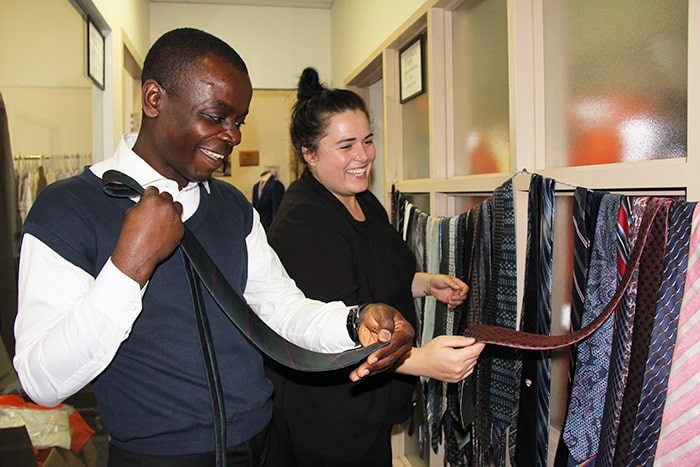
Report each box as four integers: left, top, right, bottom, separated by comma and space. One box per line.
554, 188, 598, 466
651, 202, 700, 465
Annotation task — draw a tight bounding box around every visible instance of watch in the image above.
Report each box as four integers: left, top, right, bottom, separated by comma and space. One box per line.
346, 303, 369, 346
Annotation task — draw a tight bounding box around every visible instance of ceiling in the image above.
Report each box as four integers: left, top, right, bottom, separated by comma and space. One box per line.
150, 0, 334, 9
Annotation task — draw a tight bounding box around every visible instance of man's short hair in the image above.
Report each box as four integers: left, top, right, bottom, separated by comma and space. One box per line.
142, 28, 248, 98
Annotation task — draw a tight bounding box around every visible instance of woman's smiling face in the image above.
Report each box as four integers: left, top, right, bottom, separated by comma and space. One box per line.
303, 109, 375, 202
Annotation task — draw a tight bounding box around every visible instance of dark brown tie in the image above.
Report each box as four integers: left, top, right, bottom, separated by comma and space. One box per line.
101, 169, 384, 370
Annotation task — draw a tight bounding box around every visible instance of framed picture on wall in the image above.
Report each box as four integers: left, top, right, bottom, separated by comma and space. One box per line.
87, 16, 105, 90
399, 35, 425, 103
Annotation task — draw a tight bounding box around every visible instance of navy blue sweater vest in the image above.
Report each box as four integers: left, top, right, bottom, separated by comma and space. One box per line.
23, 169, 272, 454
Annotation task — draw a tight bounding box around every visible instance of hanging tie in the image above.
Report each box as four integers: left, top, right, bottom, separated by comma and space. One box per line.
625, 200, 694, 465
596, 195, 647, 466
513, 174, 556, 467
561, 193, 621, 463
445, 211, 473, 466
425, 217, 446, 454
459, 204, 493, 463
428, 217, 455, 453
613, 197, 672, 465
476, 179, 518, 467
655, 202, 700, 465
554, 188, 601, 467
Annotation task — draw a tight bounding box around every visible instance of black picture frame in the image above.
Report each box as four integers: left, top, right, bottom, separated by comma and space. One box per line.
87, 16, 105, 90
399, 35, 425, 103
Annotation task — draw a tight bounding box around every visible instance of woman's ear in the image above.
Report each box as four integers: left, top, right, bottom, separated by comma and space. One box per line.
141, 79, 165, 118
301, 146, 317, 167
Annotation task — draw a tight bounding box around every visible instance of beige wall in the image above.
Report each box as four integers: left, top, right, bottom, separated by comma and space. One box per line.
215, 89, 297, 199
0, 0, 151, 159
1, 0, 430, 171
91, 0, 151, 151
0, 0, 92, 156
150, 3, 331, 90
330, 0, 425, 86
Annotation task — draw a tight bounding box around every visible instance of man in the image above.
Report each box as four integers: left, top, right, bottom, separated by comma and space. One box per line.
13, 28, 413, 466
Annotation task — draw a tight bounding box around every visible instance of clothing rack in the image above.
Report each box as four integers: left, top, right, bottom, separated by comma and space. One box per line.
13, 153, 91, 161
13, 153, 91, 223
391, 178, 699, 466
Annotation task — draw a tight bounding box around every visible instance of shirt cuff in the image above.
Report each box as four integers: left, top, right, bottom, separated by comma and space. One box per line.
90, 259, 143, 330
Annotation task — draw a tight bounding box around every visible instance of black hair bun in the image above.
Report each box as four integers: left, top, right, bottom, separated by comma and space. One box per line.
297, 67, 325, 101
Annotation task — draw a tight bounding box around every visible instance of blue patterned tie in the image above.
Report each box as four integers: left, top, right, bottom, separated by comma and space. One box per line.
554, 188, 598, 466
513, 174, 555, 467
476, 179, 518, 467
562, 193, 621, 463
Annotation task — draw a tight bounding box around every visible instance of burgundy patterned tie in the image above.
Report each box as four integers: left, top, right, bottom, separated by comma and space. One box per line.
612, 197, 672, 465
596, 196, 648, 466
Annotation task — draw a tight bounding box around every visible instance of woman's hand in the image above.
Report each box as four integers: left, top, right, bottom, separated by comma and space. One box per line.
396, 335, 485, 382
415, 273, 469, 308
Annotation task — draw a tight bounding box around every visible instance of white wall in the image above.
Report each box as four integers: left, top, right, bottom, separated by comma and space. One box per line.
150, 3, 331, 90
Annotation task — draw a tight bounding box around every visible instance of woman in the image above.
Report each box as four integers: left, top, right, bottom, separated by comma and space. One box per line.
266, 67, 485, 466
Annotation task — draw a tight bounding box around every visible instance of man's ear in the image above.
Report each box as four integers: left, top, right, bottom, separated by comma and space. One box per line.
142, 79, 165, 118
301, 146, 317, 167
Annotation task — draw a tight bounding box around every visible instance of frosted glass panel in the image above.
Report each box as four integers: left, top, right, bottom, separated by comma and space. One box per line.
402, 92, 430, 179
544, 0, 687, 167
452, 0, 510, 175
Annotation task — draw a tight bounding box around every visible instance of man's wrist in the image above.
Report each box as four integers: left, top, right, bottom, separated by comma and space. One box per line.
346, 303, 370, 345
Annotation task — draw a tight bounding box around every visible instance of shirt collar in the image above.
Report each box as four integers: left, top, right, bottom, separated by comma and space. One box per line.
90, 132, 211, 196
90, 133, 210, 221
